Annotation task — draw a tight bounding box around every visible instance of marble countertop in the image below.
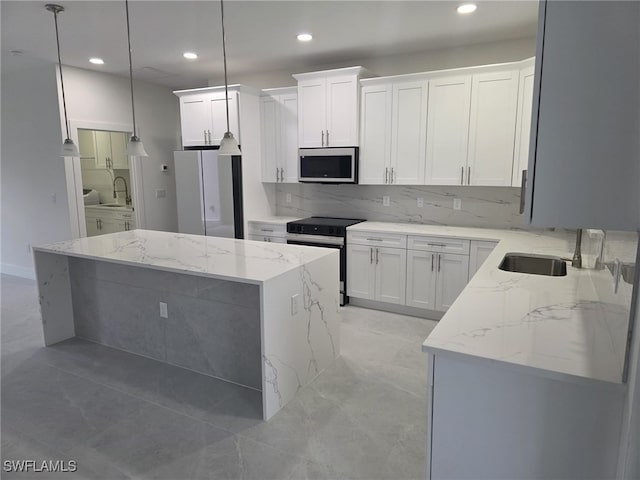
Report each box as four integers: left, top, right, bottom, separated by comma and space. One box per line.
33, 230, 337, 285
349, 222, 630, 385
85, 204, 134, 212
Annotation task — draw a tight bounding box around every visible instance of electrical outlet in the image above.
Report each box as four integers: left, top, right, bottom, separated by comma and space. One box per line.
155, 189, 166, 199
286, 193, 292, 204
453, 198, 462, 210
417, 197, 424, 208
160, 164, 168, 172
383, 196, 390, 207
291, 294, 299, 315
26, 243, 31, 254
159, 302, 168, 318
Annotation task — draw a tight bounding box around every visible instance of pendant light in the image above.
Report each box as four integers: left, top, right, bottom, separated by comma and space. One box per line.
218, 0, 241, 156
46, 4, 79, 157
124, 0, 148, 157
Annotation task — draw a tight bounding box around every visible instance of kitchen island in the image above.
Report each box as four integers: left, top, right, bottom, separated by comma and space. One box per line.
32, 230, 340, 420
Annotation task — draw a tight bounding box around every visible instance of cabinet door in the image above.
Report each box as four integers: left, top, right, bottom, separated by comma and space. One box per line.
100, 218, 122, 234
110, 132, 129, 169
359, 84, 392, 185
210, 91, 240, 145
374, 246, 407, 305
435, 253, 469, 312
280, 94, 299, 183
94, 130, 112, 168
326, 75, 359, 147
180, 95, 212, 147
468, 240, 498, 281
78, 130, 96, 159
467, 71, 519, 186
85, 216, 100, 237
527, 1, 640, 230
390, 81, 428, 184
347, 244, 375, 300
260, 96, 280, 183
512, 65, 535, 187
298, 78, 326, 148
406, 250, 437, 310
425, 75, 472, 185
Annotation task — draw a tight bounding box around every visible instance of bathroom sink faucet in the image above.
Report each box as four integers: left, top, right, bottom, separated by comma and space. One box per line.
113, 176, 131, 206
572, 229, 583, 269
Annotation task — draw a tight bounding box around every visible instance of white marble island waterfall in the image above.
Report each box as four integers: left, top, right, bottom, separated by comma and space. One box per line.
32, 230, 340, 420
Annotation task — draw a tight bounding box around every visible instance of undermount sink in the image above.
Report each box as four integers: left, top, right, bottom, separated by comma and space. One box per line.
499, 253, 567, 277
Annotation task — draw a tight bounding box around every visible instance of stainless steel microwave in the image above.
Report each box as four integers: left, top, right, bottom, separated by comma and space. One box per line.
299, 147, 358, 183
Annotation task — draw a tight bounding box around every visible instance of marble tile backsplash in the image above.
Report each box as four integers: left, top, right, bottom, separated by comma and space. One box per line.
276, 184, 526, 229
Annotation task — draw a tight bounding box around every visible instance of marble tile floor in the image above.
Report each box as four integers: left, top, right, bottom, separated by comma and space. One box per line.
1, 274, 437, 480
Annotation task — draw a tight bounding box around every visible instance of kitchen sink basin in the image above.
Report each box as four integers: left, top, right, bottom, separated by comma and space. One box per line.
499, 253, 567, 276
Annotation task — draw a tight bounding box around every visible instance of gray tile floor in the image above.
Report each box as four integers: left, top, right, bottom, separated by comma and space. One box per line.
1, 274, 436, 480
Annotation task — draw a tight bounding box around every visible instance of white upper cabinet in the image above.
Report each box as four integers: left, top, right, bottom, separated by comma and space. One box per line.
174, 88, 241, 148
512, 62, 535, 187
425, 75, 472, 185
294, 67, 368, 148
358, 80, 427, 184
359, 84, 392, 185
390, 81, 428, 184
109, 132, 129, 169
260, 88, 299, 183
525, 0, 640, 229
467, 70, 519, 186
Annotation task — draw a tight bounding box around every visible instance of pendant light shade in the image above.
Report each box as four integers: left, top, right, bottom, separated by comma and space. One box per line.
46, 4, 79, 158
217, 0, 241, 157
124, 0, 148, 157
126, 135, 148, 157
219, 132, 241, 156
62, 138, 79, 157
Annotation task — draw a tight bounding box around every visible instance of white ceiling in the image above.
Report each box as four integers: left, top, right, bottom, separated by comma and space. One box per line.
1, 0, 539, 90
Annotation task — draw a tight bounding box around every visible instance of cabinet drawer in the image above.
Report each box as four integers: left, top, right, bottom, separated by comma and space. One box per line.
247, 222, 288, 238
407, 235, 470, 255
347, 231, 407, 248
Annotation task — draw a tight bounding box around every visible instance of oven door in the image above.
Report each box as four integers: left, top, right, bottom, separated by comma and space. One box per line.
299, 147, 358, 183
287, 234, 347, 305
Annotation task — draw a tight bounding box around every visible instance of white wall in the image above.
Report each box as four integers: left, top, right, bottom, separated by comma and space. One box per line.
1, 65, 71, 279
61, 66, 180, 233
211, 37, 537, 88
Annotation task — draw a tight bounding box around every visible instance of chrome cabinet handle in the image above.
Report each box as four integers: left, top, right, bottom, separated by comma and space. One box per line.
461, 166, 464, 185
366, 238, 383, 242
385, 167, 389, 184
208, 130, 212, 144
614, 259, 622, 294
321, 130, 324, 147
326, 130, 329, 146
280, 168, 284, 182
467, 166, 471, 185
427, 243, 447, 247
431, 254, 435, 271
204, 130, 207, 144
261, 228, 274, 232
375, 248, 379, 265
370, 247, 373, 264
519, 170, 528, 214
278, 168, 281, 182
438, 254, 442, 272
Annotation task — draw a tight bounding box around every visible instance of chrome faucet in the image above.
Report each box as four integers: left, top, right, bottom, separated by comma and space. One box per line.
113, 176, 131, 206
572, 229, 583, 269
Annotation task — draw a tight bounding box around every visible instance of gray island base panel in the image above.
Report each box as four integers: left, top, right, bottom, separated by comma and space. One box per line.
33, 231, 341, 420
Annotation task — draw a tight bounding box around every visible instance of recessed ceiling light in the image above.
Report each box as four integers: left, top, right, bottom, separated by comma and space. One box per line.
457, 3, 477, 14
297, 33, 313, 42
183, 52, 198, 60
89, 58, 104, 65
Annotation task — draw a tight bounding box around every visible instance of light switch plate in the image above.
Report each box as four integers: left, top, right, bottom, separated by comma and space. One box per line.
453, 198, 462, 210
291, 294, 299, 315
159, 302, 168, 318
383, 196, 390, 207
417, 197, 424, 208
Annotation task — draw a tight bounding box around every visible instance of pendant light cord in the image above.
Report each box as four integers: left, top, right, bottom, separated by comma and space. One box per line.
52, 9, 71, 140
220, 0, 230, 133
125, 0, 137, 138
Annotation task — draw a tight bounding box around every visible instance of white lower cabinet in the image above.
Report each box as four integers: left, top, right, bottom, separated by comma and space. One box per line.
85, 208, 135, 237
406, 250, 469, 312
248, 234, 286, 244
247, 221, 289, 244
468, 240, 498, 281
347, 244, 406, 304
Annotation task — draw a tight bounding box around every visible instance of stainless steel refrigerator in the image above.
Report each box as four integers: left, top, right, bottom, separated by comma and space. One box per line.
174, 150, 243, 238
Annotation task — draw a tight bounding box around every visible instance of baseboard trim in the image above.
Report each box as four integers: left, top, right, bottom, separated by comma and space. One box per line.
348, 297, 443, 321
1, 262, 36, 280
